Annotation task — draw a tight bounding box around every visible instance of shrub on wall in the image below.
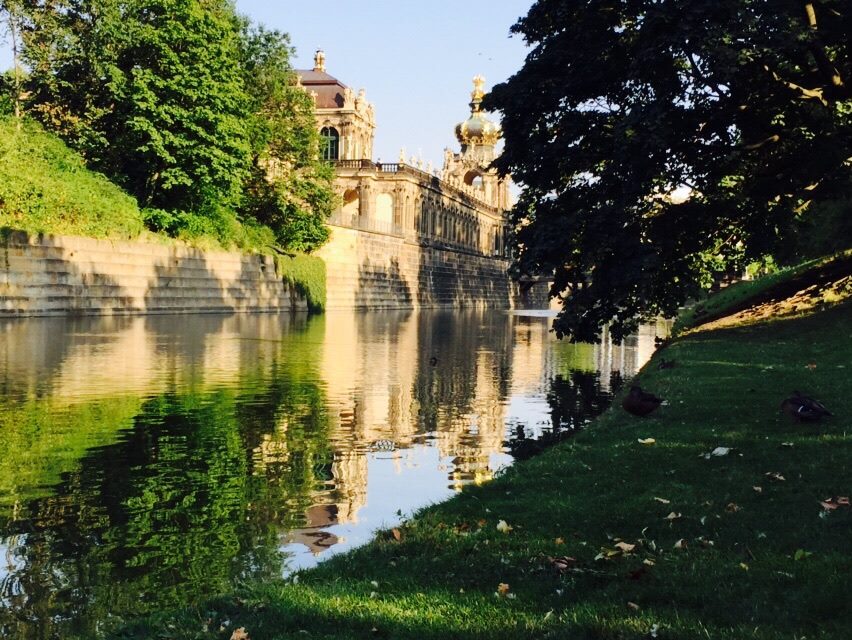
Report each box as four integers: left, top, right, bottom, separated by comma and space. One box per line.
275, 253, 326, 312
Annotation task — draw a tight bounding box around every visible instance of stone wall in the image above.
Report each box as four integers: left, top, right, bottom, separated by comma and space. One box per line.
318, 225, 513, 310
514, 279, 554, 311
0, 231, 306, 316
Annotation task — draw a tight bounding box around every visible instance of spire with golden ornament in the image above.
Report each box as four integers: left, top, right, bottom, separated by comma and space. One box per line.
455, 75, 501, 148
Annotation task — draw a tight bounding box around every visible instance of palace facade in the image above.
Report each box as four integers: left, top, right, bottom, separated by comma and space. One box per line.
298, 52, 515, 309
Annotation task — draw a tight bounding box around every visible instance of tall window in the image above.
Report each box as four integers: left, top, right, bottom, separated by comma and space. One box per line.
320, 127, 339, 161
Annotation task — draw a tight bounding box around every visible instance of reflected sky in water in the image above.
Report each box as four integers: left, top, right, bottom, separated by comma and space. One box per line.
0, 310, 667, 638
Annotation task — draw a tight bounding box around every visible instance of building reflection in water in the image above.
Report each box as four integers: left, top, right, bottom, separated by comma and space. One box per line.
277, 311, 668, 567
0, 310, 668, 637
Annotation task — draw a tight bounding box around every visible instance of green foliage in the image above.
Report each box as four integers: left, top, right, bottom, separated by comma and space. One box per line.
487, 0, 852, 342
0, 72, 14, 115
276, 252, 326, 311
793, 193, 852, 260
0, 115, 145, 237
21, 0, 252, 214
142, 205, 276, 251
238, 23, 335, 252
13, 3, 334, 253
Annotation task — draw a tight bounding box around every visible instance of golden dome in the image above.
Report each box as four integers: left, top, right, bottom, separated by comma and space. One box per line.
455, 75, 501, 147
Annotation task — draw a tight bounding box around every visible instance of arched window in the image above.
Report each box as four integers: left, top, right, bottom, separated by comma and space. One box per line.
464, 170, 484, 188
320, 127, 340, 161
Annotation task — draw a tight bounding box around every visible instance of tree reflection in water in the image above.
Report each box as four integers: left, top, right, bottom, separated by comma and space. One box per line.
0, 311, 665, 639
506, 370, 625, 461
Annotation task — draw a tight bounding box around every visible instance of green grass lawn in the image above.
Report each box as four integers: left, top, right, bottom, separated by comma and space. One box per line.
116, 271, 852, 640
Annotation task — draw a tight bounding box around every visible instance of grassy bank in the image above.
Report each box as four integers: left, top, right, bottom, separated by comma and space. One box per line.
0, 116, 327, 309
0, 117, 146, 239
117, 264, 851, 640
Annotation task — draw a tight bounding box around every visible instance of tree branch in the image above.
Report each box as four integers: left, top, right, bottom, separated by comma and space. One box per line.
742, 134, 780, 150
803, 2, 845, 91
763, 64, 828, 105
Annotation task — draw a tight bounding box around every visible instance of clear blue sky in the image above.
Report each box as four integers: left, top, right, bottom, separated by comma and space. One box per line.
240, 0, 534, 166
1, 0, 533, 168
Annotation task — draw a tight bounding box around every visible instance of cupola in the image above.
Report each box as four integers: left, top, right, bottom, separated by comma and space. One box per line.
454, 75, 501, 150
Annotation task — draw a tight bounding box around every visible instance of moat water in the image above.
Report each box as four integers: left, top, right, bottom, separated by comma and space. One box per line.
0, 310, 668, 638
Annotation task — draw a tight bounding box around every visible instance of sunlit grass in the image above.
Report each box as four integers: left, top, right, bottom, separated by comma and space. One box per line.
674, 250, 852, 335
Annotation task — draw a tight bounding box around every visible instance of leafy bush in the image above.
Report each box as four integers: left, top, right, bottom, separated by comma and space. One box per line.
275, 253, 326, 312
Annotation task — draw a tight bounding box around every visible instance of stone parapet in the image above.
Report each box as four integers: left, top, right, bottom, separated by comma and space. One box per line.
0, 231, 306, 316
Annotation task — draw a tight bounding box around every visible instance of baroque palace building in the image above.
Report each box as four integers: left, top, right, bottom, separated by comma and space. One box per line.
297, 51, 517, 309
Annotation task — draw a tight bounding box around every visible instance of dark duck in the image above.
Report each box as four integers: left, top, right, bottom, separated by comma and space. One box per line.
622, 386, 664, 417
780, 392, 832, 422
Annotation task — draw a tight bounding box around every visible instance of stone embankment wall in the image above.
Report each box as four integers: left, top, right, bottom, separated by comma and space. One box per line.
317, 225, 514, 309
0, 231, 306, 316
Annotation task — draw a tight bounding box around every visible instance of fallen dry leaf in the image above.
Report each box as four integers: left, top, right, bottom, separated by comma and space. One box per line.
627, 601, 641, 611
230, 628, 249, 640
554, 537, 565, 545
638, 438, 656, 445
739, 562, 749, 571
726, 503, 741, 513
838, 497, 851, 506
819, 501, 839, 511
765, 472, 786, 482
391, 528, 402, 541
497, 583, 510, 595
653, 497, 671, 504
643, 558, 656, 566
806, 363, 817, 370
709, 446, 731, 457
673, 539, 687, 550
496, 520, 513, 534
664, 512, 682, 521
753, 486, 763, 494
614, 542, 636, 552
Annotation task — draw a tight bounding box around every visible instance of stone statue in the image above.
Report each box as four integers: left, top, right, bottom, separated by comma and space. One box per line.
314, 49, 326, 73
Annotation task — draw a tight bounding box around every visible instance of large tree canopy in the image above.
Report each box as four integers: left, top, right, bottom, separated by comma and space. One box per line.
238, 24, 334, 252
487, 0, 851, 342
11, 0, 334, 252
21, 0, 251, 213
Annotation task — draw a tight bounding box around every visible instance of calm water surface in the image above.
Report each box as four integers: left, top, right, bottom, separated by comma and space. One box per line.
0, 310, 667, 638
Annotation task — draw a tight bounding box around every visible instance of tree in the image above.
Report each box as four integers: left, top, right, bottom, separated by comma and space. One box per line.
20, 0, 251, 214
238, 23, 334, 252
487, 0, 851, 342
0, 0, 25, 123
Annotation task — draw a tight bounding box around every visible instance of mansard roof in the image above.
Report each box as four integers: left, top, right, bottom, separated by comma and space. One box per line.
295, 69, 347, 109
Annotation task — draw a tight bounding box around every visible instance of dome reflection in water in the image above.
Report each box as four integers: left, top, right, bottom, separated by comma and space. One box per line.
0, 310, 667, 638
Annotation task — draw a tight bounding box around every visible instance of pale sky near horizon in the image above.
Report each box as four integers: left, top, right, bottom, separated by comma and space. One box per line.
1, 1, 534, 169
